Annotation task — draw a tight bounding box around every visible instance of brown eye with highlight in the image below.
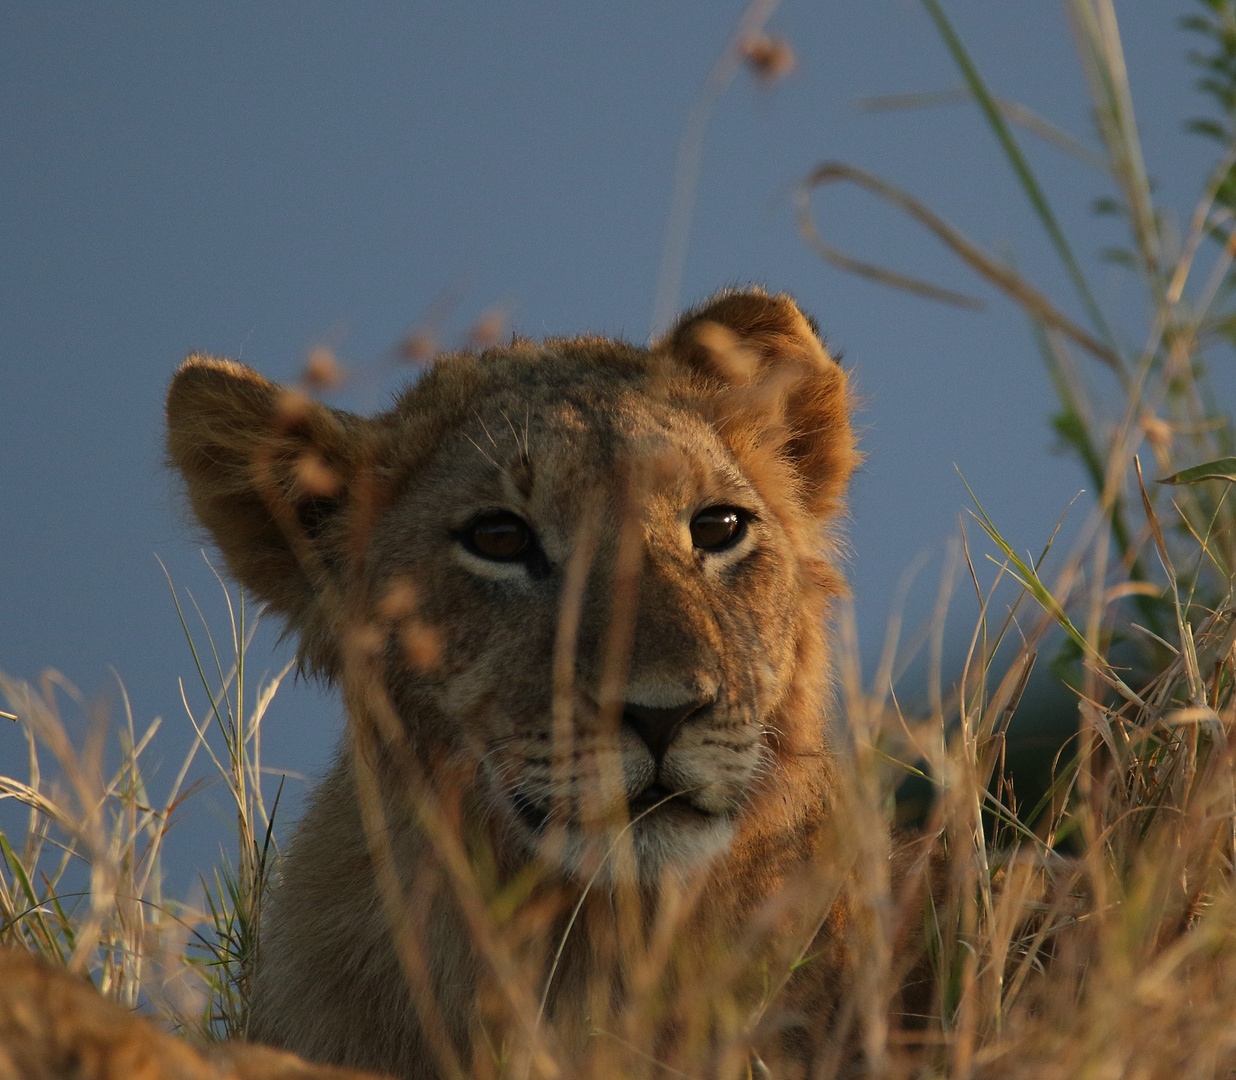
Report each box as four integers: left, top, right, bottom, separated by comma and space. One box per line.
689, 506, 749, 552
463, 511, 533, 562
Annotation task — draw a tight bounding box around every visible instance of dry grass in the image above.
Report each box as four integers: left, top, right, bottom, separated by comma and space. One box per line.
5, 1, 1236, 1077
0, 576, 287, 1041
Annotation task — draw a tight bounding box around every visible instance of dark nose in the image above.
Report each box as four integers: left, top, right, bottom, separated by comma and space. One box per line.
622, 700, 711, 762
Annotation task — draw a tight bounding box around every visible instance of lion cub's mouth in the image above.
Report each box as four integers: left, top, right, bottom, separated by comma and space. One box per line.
511, 784, 716, 836
627, 783, 711, 819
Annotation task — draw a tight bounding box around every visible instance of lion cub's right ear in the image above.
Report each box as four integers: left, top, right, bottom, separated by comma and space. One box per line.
166, 356, 374, 648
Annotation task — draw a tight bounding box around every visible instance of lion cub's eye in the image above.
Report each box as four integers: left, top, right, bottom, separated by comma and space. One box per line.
463, 511, 533, 561
689, 506, 748, 552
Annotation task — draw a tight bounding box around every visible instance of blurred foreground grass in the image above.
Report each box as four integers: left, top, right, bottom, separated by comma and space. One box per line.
4, 2, 1236, 1076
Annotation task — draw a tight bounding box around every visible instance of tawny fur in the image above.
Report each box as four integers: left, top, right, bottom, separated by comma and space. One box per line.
165, 289, 865, 1079
0, 948, 388, 1080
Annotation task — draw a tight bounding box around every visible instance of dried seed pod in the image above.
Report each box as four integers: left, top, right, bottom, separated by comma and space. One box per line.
401, 621, 442, 671
294, 451, 342, 498
468, 308, 507, 350
742, 34, 795, 84
303, 347, 343, 391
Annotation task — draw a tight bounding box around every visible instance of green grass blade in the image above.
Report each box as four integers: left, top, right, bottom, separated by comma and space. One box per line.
958, 469, 1145, 707
920, 0, 1121, 362
1160, 457, 1236, 485
0, 832, 65, 962
157, 556, 233, 741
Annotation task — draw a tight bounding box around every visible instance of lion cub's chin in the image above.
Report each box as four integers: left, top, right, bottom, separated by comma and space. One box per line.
531, 807, 737, 886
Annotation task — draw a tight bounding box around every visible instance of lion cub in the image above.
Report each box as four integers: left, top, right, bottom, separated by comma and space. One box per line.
167, 290, 864, 1079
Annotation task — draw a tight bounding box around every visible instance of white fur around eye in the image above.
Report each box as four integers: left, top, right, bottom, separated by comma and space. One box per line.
452, 546, 538, 582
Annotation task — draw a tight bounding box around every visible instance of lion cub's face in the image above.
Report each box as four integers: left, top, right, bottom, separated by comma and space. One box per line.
372, 357, 804, 876
167, 290, 856, 882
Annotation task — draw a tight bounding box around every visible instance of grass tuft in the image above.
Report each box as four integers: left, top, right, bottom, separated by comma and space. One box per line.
5, 3, 1236, 1076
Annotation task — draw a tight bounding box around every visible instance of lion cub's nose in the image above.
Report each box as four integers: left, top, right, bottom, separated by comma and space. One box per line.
622, 699, 710, 762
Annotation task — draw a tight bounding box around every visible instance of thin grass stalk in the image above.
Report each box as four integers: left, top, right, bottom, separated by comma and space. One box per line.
920, 0, 1122, 358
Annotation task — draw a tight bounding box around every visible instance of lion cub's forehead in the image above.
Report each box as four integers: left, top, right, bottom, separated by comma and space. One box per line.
457, 350, 730, 490
385, 344, 747, 530
465, 344, 662, 427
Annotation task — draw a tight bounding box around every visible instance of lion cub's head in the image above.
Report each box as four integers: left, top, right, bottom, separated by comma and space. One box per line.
167, 290, 856, 881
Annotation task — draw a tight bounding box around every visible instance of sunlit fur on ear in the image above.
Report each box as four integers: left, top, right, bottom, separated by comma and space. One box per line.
664, 287, 860, 522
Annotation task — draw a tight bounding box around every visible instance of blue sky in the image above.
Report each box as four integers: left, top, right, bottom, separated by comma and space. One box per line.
0, 2, 1223, 886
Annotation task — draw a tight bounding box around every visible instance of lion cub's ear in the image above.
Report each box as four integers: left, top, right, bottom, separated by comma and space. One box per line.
167, 356, 375, 656
666, 289, 857, 519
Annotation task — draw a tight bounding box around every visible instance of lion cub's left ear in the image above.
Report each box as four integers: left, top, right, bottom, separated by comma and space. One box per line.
666, 289, 858, 518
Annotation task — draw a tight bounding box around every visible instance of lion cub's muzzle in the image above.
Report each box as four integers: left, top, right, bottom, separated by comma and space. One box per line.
620, 696, 716, 812
502, 681, 761, 877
